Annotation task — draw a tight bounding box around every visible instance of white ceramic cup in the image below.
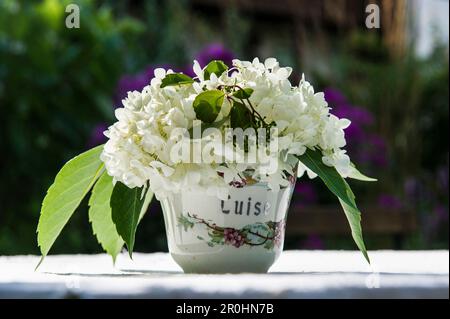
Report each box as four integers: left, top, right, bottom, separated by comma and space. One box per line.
160, 180, 295, 273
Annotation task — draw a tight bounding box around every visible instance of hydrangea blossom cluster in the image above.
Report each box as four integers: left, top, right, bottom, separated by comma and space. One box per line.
101, 58, 353, 200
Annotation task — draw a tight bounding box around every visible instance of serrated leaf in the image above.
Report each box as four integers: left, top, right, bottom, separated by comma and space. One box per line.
297, 148, 370, 263
193, 89, 225, 123
110, 182, 147, 258
88, 172, 123, 263
36, 145, 104, 267
203, 60, 228, 80
230, 101, 252, 129
233, 88, 254, 99
160, 73, 194, 88
348, 163, 377, 182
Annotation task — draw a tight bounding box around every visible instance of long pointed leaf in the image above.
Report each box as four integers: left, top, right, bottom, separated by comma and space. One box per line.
297, 148, 370, 263
298, 149, 356, 209
37, 145, 104, 267
339, 197, 370, 263
348, 163, 377, 182
139, 189, 154, 222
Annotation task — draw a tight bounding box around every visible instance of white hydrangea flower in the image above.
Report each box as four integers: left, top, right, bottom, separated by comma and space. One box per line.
101, 58, 354, 199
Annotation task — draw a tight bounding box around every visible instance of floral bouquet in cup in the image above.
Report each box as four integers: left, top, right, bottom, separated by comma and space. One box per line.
37, 58, 375, 268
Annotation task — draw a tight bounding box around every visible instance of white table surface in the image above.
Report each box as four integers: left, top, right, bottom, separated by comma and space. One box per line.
0, 250, 448, 299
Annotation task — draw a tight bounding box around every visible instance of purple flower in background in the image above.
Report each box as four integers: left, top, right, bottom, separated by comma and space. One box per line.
301, 234, 325, 250
114, 44, 234, 105
87, 123, 108, 148
354, 135, 388, 168
114, 67, 151, 108
114, 64, 173, 107
325, 87, 387, 169
434, 205, 449, 223
404, 177, 422, 203
324, 89, 374, 135
427, 204, 449, 231
332, 104, 374, 142
114, 44, 234, 106
195, 43, 235, 68
366, 135, 388, 167
181, 43, 236, 78
377, 194, 404, 210
294, 182, 318, 206
323, 88, 348, 106
437, 164, 449, 193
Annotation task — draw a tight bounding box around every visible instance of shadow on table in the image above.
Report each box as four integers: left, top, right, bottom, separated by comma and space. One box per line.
43, 269, 183, 277
43, 270, 450, 277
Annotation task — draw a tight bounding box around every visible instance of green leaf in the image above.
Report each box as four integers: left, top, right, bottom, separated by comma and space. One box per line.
160, 73, 194, 88
177, 215, 195, 231
203, 60, 228, 80
339, 196, 370, 264
348, 163, 377, 182
298, 149, 356, 209
297, 148, 370, 263
193, 89, 225, 123
233, 88, 254, 99
88, 172, 124, 263
36, 145, 104, 267
110, 182, 148, 258
139, 188, 154, 222
230, 101, 252, 129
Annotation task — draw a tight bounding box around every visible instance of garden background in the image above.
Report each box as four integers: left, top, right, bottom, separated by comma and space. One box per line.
0, 0, 448, 255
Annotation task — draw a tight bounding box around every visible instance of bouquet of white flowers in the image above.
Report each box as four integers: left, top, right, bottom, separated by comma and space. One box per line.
37, 58, 375, 269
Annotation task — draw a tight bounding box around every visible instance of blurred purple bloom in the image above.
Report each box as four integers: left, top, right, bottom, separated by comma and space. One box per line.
428, 204, 449, 230
114, 64, 172, 107
114, 68, 151, 107
332, 104, 374, 127
377, 194, 403, 210
181, 43, 236, 78
114, 44, 235, 107
356, 135, 388, 168
404, 177, 422, 202
434, 205, 449, 222
437, 165, 449, 193
301, 234, 325, 250
87, 123, 108, 148
325, 87, 387, 169
324, 88, 347, 106
325, 88, 374, 125
195, 43, 235, 68
294, 182, 318, 206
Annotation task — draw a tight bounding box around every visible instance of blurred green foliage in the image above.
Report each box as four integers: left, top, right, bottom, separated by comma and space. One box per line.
0, 0, 149, 254
0, 0, 221, 255
301, 30, 449, 249
304, 30, 449, 193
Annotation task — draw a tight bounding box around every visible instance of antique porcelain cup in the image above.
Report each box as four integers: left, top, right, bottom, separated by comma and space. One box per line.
160, 180, 295, 273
